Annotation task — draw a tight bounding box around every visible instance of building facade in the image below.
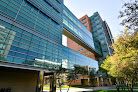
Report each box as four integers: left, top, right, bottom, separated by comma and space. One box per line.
79, 15, 92, 33
0, 0, 113, 91
67, 14, 99, 60
89, 12, 114, 57
67, 12, 114, 86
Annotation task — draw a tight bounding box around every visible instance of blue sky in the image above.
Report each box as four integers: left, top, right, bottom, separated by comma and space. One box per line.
64, 0, 129, 39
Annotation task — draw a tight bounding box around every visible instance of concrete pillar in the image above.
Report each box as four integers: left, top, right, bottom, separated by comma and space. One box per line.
50, 73, 56, 92
36, 71, 44, 92
88, 78, 90, 85
116, 78, 119, 84
97, 77, 100, 86
109, 78, 112, 86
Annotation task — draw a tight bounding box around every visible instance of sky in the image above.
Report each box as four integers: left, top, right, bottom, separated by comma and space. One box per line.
64, 0, 129, 39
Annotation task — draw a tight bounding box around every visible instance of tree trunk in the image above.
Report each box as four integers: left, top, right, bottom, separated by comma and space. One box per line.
67, 85, 71, 92
117, 88, 120, 92
67, 80, 72, 92
58, 79, 62, 92
126, 82, 130, 92
130, 80, 133, 92
130, 88, 133, 92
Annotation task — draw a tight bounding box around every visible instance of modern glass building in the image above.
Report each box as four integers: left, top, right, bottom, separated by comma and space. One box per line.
0, 0, 105, 91
70, 12, 114, 86
89, 12, 114, 57
62, 46, 98, 71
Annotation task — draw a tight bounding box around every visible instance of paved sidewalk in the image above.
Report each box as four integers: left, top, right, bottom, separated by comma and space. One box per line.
43, 86, 138, 92
43, 86, 115, 92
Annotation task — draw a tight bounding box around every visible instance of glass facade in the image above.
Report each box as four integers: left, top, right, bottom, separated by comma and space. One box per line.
62, 46, 98, 71
0, 0, 63, 69
103, 21, 114, 54
63, 5, 95, 50
0, 0, 99, 71
92, 36, 102, 55
89, 12, 110, 57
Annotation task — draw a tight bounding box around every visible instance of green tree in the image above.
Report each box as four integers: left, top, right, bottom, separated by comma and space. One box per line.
66, 73, 78, 92
66, 65, 91, 92
49, 66, 67, 92
119, 0, 138, 32
89, 70, 95, 86
0, 55, 5, 61
101, 30, 138, 92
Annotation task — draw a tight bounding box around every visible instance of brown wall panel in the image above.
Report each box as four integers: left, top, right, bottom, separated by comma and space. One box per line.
0, 69, 38, 92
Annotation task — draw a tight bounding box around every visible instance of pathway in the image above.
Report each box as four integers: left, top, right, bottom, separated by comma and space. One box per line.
43, 86, 138, 92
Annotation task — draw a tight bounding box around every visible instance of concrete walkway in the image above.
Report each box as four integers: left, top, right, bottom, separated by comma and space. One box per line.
43, 86, 115, 92
43, 86, 138, 92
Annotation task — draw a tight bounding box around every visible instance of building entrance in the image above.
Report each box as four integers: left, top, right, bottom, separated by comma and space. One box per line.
42, 72, 56, 92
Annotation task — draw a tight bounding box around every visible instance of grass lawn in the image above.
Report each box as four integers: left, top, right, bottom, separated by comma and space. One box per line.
118, 84, 138, 87
114, 84, 138, 90
91, 90, 138, 92
134, 85, 138, 87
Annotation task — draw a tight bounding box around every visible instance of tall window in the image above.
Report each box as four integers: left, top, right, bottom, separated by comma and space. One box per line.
83, 22, 87, 25
81, 18, 86, 21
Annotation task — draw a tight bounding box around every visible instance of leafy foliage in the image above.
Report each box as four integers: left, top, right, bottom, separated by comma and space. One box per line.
66, 65, 95, 92
89, 70, 95, 86
72, 65, 89, 75
0, 55, 5, 61
101, 30, 138, 92
49, 66, 67, 92
119, 0, 138, 31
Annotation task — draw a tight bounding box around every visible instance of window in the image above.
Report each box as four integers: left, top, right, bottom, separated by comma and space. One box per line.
85, 26, 88, 28
98, 32, 103, 36
81, 18, 86, 21
53, 7, 60, 13
56, 0, 61, 4
43, 0, 52, 7
78, 48, 84, 51
83, 22, 87, 25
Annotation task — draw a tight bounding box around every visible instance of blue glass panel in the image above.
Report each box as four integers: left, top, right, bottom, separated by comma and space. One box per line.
13, 57, 25, 64
29, 46, 38, 52
27, 55, 35, 60
15, 53, 27, 59
8, 51, 16, 56
17, 48, 29, 54
6, 56, 14, 62
31, 39, 39, 44
10, 46, 18, 51
28, 51, 38, 57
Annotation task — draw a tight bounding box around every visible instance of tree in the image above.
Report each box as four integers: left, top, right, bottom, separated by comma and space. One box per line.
73, 65, 88, 76
119, 0, 138, 32
66, 73, 78, 92
0, 55, 5, 61
89, 70, 95, 86
97, 67, 108, 76
66, 65, 92, 92
101, 30, 138, 92
49, 66, 67, 92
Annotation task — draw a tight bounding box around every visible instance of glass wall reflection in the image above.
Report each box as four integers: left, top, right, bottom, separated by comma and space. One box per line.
62, 46, 99, 72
